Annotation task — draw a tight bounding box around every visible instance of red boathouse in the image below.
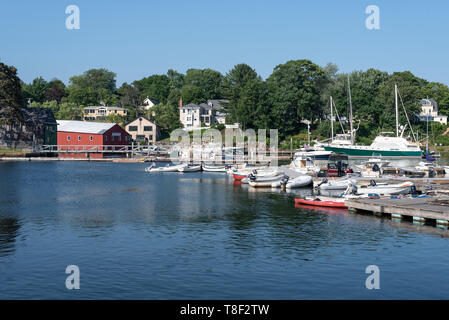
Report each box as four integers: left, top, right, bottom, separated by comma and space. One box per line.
57, 120, 131, 159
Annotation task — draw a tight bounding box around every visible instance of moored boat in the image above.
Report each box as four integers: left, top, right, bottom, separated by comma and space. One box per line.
295, 197, 347, 208
145, 163, 188, 172
271, 174, 313, 189
178, 165, 202, 172
202, 164, 228, 172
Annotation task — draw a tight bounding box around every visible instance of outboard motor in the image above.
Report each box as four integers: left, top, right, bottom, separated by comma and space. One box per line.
372, 164, 380, 172
315, 177, 328, 190
369, 180, 377, 187
249, 173, 257, 182
410, 185, 418, 196
280, 175, 289, 190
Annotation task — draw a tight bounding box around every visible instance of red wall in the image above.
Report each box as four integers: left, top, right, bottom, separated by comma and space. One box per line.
57, 124, 131, 159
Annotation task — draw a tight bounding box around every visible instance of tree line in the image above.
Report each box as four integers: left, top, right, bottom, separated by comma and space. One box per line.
2, 59, 449, 142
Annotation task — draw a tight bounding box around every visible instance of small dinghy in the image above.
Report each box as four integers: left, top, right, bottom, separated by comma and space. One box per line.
178, 165, 202, 172
271, 175, 313, 189
202, 164, 228, 172
317, 178, 357, 191
356, 181, 414, 195
248, 172, 286, 188
146, 163, 188, 172
295, 197, 347, 208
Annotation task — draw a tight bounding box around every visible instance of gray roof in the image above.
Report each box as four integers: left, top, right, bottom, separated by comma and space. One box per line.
57, 120, 116, 134
207, 99, 229, 110
180, 103, 201, 109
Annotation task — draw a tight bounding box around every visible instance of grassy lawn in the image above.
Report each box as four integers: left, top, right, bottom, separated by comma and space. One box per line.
0, 147, 26, 155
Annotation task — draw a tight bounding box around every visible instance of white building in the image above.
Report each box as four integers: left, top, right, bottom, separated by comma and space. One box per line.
179, 99, 229, 130
140, 97, 159, 111
419, 99, 447, 125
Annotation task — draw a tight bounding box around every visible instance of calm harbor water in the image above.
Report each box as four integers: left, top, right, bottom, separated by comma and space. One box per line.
1, 161, 449, 299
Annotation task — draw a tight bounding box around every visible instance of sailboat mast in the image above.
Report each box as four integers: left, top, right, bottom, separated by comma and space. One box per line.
347, 76, 354, 144
330, 96, 334, 141
395, 84, 399, 137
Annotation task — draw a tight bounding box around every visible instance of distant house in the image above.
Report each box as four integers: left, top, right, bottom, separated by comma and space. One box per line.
83, 106, 128, 121
124, 117, 160, 144
179, 99, 229, 130
418, 99, 447, 125
140, 97, 159, 111
57, 120, 131, 159
0, 107, 57, 150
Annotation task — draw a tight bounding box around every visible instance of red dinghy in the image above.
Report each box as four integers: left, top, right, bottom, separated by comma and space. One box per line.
295, 198, 347, 208
233, 173, 247, 181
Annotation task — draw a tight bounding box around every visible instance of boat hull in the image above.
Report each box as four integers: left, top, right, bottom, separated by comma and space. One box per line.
323, 146, 422, 159
295, 198, 347, 208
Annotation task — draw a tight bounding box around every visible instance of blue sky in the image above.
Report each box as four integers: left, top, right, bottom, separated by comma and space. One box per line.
1, 0, 448, 86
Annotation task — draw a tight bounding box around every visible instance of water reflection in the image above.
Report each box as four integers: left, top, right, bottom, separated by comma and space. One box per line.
0, 217, 21, 257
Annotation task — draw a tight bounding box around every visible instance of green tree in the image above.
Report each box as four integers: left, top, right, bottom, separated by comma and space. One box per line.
45, 79, 66, 103
55, 102, 83, 120
133, 75, 170, 104
22, 76, 49, 104
222, 63, 260, 124
67, 87, 99, 106
118, 82, 142, 116
0, 62, 23, 123
167, 69, 184, 90
267, 59, 327, 136
181, 68, 224, 103
69, 68, 116, 93
376, 71, 427, 131
152, 102, 182, 133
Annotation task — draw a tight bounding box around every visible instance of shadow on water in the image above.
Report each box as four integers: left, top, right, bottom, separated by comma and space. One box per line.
0, 218, 21, 257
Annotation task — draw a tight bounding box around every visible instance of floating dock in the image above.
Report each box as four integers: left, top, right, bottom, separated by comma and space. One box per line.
345, 196, 449, 228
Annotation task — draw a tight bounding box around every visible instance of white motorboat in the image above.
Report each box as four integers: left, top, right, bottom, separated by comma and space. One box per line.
355, 181, 414, 195
248, 172, 286, 188
290, 155, 321, 175
317, 178, 357, 191
145, 163, 188, 172
178, 165, 202, 172
271, 174, 313, 189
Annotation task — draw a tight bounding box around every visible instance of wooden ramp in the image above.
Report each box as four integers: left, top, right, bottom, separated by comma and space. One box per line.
345, 197, 449, 226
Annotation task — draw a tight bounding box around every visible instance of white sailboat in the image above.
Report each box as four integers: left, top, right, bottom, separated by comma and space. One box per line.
321, 83, 422, 159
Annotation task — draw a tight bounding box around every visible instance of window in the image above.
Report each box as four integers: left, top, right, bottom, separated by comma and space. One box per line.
149, 135, 153, 141
78, 136, 81, 141
129, 126, 138, 131
105, 136, 108, 142
144, 126, 152, 131
89, 136, 93, 141
67, 136, 71, 141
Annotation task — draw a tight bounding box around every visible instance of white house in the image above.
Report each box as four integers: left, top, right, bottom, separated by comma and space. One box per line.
140, 97, 159, 111
418, 99, 447, 125
179, 99, 229, 130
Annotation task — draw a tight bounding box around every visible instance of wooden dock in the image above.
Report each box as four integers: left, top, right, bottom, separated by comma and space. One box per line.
345, 196, 449, 228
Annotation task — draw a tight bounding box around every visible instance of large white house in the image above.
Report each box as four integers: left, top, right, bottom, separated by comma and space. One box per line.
418, 99, 448, 125
179, 99, 229, 130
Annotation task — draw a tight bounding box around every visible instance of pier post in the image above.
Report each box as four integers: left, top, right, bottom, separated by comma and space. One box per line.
436, 219, 449, 229
413, 216, 426, 225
